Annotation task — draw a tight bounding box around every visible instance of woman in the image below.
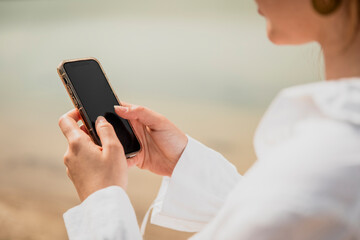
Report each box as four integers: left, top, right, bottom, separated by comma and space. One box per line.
58, 0, 360, 239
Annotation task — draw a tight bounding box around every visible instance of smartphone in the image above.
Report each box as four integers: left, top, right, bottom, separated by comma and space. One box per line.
57, 58, 141, 158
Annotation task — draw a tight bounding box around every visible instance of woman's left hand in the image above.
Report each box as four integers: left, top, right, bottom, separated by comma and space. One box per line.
58, 109, 128, 202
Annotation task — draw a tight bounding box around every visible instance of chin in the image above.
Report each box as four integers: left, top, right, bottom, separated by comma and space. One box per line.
266, 22, 315, 45
266, 24, 307, 46
266, 25, 286, 45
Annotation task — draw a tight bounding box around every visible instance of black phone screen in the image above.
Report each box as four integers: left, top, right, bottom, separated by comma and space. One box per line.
63, 59, 140, 155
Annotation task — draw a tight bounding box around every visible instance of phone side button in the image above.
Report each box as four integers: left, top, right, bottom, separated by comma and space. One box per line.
66, 83, 72, 93
78, 107, 85, 119
78, 108, 91, 129
72, 96, 79, 108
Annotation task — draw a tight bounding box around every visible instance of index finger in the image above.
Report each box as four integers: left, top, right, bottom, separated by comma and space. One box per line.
117, 102, 165, 130
58, 109, 87, 142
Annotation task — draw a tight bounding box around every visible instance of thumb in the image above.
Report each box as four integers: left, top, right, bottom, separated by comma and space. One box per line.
95, 116, 123, 156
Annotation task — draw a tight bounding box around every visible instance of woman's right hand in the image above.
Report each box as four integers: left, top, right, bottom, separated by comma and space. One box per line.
115, 103, 188, 177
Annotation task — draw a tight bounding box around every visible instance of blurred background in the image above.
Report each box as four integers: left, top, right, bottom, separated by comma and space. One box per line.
0, 0, 322, 239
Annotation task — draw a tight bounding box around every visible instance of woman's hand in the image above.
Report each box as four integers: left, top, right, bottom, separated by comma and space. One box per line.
115, 103, 188, 177
58, 109, 128, 202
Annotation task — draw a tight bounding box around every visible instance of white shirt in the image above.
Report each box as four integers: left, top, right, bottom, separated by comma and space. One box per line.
63, 78, 360, 240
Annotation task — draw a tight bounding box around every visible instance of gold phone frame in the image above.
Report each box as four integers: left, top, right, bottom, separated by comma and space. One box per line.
57, 57, 141, 158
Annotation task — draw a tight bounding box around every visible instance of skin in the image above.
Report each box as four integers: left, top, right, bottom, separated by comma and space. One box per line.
255, 0, 360, 79
59, 0, 360, 202
58, 111, 128, 201
58, 105, 188, 201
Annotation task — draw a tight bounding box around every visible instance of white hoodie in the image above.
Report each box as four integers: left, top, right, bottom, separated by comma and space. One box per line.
63, 78, 360, 240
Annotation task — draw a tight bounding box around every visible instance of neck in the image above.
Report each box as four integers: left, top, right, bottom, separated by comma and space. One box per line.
322, 31, 360, 80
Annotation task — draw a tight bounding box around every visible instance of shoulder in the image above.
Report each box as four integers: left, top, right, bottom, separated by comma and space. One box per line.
262, 115, 360, 189
247, 79, 360, 235
291, 116, 360, 157
249, 115, 360, 224
255, 79, 360, 159
241, 116, 360, 234
253, 78, 360, 199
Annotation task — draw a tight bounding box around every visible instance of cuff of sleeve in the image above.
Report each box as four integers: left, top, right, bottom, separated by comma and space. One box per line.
64, 186, 141, 240
150, 136, 241, 232
150, 177, 207, 232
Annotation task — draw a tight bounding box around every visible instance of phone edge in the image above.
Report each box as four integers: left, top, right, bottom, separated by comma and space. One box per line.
90, 57, 142, 158
57, 60, 102, 146
57, 57, 142, 159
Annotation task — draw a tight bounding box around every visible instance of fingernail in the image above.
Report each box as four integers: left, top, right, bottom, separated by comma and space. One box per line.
96, 116, 106, 125
114, 105, 128, 112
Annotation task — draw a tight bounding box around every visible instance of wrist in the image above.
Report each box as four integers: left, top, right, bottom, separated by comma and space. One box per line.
169, 134, 189, 176
76, 185, 127, 204
77, 179, 128, 202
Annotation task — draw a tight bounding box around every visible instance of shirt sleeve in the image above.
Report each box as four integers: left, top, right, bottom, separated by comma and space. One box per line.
150, 136, 242, 232
190, 118, 360, 240
63, 186, 142, 240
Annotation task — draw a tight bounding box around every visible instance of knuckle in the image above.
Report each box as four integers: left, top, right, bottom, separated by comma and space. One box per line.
66, 168, 73, 181
107, 141, 121, 150
99, 121, 111, 128
63, 153, 71, 166
157, 114, 167, 124
68, 135, 83, 152
135, 105, 145, 113
98, 124, 112, 134
69, 132, 82, 143
58, 115, 66, 127
97, 119, 112, 129
159, 115, 167, 122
